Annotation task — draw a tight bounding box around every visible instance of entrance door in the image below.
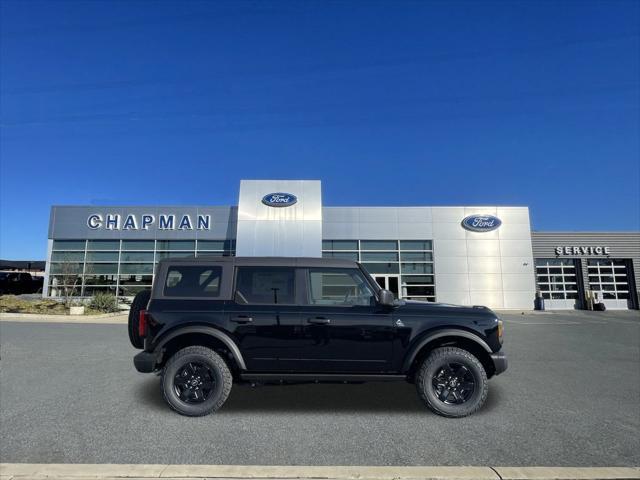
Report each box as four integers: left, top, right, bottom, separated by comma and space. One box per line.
372, 275, 401, 299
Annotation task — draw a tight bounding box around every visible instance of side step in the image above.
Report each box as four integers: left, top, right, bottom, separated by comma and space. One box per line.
239, 373, 406, 383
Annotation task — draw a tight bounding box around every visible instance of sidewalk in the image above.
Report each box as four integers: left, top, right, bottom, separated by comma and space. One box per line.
1, 464, 639, 480
0, 312, 127, 324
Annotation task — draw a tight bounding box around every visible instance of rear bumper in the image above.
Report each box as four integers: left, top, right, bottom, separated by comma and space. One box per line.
133, 350, 160, 373
490, 350, 508, 376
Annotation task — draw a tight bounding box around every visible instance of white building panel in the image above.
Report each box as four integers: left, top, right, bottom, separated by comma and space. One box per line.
470, 291, 504, 308
467, 239, 501, 257
236, 180, 322, 257
500, 257, 535, 274
432, 222, 467, 240
397, 207, 433, 223
397, 222, 433, 239
469, 273, 503, 291
432, 207, 465, 222
501, 273, 536, 292
502, 291, 535, 309
434, 273, 470, 292
434, 256, 469, 274
500, 239, 535, 257
498, 222, 534, 240
467, 257, 502, 274
437, 291, 472, 306
433, 239, 468, 257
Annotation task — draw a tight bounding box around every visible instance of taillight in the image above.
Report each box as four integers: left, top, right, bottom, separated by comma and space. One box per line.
497, 319, 504, 344
138, 309, 148, 338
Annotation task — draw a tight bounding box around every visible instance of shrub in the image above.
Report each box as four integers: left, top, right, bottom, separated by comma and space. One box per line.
89, 293, 119, 313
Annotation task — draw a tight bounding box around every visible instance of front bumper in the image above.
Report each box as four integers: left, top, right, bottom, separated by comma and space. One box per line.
133, 350, 160, 373
490, 350, 508, 376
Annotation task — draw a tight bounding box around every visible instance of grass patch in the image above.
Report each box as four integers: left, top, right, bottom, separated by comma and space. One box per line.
0, 295, 69, 314
0, 295, 124, 315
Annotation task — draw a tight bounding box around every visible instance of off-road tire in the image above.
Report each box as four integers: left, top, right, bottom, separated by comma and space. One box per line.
416, 346, 488, 418
161, 346, 232, 417
128, 289, 151, 349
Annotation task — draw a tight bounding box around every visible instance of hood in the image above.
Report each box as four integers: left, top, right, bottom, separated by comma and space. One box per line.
394, 299, 496, 317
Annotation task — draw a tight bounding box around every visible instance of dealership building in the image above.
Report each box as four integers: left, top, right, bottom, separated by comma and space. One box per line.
44, 180, 640, 311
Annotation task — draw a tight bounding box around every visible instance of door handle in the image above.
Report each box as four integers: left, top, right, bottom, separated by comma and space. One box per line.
231, 316, 253, 324
307, 317, 330, 325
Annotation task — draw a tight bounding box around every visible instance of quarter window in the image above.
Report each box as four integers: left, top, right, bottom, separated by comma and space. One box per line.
235, 267, 295, 304
308, 268, 374, 306
164, 265, 222, 297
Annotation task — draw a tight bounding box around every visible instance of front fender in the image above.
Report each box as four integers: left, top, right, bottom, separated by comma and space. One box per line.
401, 328, 493, 372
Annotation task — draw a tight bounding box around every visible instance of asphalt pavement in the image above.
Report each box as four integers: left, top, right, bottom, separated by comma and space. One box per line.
0, 310, 638, 466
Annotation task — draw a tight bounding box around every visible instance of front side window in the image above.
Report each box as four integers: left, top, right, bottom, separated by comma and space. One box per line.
308, 268, 375, 306
235, 267, 295, 304
164, 265, 222, 297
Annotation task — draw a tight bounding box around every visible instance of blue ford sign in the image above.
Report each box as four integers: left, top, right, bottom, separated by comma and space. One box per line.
261, 193, 298, 207
461, 214, 502, 232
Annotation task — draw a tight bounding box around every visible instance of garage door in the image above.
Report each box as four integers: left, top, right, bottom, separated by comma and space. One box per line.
587, 259, 632, 310
535, 258, 580, 310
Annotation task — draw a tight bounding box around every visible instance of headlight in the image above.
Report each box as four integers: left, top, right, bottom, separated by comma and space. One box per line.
497, 319, 504, 344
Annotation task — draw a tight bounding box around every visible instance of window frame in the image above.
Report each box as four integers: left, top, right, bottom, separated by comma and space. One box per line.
163, 265, 224, 298
232, 266, 301, 306
153, 261, 233, 300
304, 267, 378, 308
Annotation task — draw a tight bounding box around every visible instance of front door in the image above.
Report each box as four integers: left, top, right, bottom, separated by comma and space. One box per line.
372, 275, 401, 299
291, 267, 394, 373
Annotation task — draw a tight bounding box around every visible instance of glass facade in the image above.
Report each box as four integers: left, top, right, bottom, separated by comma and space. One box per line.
322, 239, 436, 302
48, 239, 235, 298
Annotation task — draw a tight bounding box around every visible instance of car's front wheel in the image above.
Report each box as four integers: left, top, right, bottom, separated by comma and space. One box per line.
161, 346, 232, 416
416, 346, 488, 417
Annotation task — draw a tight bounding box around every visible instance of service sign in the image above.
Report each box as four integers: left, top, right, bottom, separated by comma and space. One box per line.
555, 246, 611, 256
461, 214, 502, 232
261, 193, 298, 207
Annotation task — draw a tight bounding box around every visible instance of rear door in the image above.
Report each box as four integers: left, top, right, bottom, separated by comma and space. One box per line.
293, 267, 393, 373
226, 266, 302, 371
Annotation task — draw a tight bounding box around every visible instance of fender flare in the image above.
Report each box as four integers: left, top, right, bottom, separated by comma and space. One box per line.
402, 328, 492, 372
155, 326, 247, 371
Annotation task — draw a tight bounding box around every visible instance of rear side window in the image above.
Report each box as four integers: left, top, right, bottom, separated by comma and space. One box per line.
235, 267, 295, 304
164, 265, 222, 297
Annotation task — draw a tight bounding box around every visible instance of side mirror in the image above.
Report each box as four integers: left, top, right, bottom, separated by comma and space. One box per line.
378, 289, 395, 307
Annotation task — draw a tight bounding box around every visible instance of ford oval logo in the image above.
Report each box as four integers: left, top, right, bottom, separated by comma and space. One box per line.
461, 214, 502, 232
261, 192, 298, 207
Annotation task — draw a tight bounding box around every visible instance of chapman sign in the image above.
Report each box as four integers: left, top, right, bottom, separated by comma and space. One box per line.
555, 246, 611, 256
87, 213, 211, 231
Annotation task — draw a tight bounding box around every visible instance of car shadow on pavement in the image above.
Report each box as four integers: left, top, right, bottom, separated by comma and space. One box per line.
137, 377, 504, 415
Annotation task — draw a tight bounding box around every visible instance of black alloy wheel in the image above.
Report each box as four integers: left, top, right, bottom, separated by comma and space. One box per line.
431, 362, 476, 404
416, 346, 488, 417
173, 362, 216, 404
161, 345, 232, 416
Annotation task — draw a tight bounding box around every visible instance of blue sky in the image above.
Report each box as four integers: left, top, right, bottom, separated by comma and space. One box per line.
1, 0, 638, 260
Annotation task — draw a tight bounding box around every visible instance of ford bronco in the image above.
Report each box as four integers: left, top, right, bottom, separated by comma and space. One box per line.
130, 257, 506, 417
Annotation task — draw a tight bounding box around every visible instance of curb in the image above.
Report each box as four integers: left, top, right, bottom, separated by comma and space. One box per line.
1, 464, 639, 480
0, 313, 127, 324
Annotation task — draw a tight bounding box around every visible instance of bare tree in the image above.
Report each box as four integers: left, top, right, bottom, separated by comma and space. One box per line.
51, 254, 83, 308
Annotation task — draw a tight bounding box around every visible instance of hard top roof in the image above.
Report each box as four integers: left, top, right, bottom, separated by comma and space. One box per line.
158, 256, 358, 268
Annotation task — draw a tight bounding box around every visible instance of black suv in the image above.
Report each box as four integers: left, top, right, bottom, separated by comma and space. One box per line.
131, 257, 507, 417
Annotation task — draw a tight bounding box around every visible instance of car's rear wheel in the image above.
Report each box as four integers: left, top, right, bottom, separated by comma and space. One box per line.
128, 289, 151, 349
161, 346, 232, 416
416, 346, 488, 417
